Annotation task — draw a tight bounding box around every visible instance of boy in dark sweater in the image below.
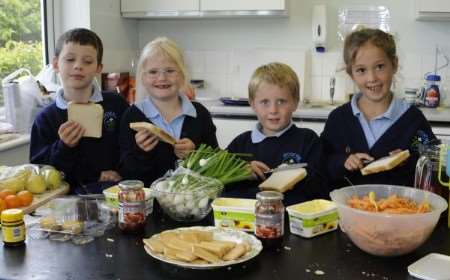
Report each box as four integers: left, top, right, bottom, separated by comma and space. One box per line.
321, 28, 436, 189
225, 62, 328, 206
118, 37, 218, 187
30, 28, 129, 193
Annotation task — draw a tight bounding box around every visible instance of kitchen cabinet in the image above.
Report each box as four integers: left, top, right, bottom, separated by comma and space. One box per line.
415, 0, 450, 20
121, 0, 287, 18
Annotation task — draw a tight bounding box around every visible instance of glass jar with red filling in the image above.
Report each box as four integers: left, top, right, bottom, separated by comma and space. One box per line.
255, 191, 284, 249
118, 180, 146, 232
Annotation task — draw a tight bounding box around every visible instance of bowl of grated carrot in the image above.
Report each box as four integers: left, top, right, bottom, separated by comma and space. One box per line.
330, 184, 448, 257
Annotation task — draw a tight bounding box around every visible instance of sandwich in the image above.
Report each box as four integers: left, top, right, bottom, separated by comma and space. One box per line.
360, 150, 410, 176
129, 122, 176, 146
259, 168, 307, 193
67, 102, 104, 138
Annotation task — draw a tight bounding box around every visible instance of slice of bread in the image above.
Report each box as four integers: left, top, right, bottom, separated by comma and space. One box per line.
67, 102, 103, 138
360, 150, 410, 176
259, 168, 307, 193
129, 122, 176, 145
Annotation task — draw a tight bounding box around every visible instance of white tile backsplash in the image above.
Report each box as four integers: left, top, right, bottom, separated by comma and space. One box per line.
185, 47, 444, 104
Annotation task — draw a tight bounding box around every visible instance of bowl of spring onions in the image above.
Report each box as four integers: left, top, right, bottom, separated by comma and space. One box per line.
150, 145, 253, 222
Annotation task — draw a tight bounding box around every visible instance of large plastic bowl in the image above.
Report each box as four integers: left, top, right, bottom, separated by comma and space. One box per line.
330, 184, 448, 257
150, 177, 223, 222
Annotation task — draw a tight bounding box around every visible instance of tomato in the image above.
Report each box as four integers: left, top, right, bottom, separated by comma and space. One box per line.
17, 190, 33, 207
4, 195, 22, 209
0, 189, 15, 200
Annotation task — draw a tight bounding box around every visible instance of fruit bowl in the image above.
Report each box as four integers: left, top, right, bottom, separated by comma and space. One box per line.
330, 184, 448, 257
150, 174, 223, 222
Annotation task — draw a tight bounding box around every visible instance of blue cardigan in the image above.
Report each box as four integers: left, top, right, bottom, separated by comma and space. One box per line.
320, 103, 436, 189
30, 91, 129, 193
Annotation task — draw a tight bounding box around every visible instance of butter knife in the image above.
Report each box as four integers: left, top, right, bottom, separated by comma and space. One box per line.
265, 163, 308, 174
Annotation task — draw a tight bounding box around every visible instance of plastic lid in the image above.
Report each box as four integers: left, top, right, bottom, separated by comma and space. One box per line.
315, 46, 326, 53
1, 209, 24, 222
426, 74, 441, 82
118, 180, 144, 190
256, 191, 283, 201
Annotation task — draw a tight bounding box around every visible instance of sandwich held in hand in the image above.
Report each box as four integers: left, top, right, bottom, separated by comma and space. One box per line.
259, 167, 307, 193
67, 102, 104, 138
130, 122, 176, 146
360, 150, 410, 176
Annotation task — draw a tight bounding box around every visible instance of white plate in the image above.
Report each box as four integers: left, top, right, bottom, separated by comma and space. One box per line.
144, 226, 263, 269
408, 253, 450, 280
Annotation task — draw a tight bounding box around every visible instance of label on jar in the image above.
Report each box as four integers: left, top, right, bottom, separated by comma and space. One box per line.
118, 201, 146, 226
255, 212, 284, 239
2, 224, 25, 243
424, 85, 440, 108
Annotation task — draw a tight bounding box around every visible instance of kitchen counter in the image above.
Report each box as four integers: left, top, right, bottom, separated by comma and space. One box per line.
2, 208, 449, 280
201, 99, 450, 124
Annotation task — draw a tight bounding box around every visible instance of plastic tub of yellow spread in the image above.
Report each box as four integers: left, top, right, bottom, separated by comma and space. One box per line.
286, 199, 338, 238
211, 198, 256, 232
103, 185, 153, 215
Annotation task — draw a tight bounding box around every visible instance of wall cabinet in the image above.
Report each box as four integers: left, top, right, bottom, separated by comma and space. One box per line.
415, 0, 450, 21
121, 0, 287, 18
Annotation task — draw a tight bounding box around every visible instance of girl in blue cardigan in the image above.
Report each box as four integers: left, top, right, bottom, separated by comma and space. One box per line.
321, 28, 436, 189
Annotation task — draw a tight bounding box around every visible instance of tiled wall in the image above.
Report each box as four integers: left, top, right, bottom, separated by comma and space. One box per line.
184, 48, 306, 102
184, 47, 450, 106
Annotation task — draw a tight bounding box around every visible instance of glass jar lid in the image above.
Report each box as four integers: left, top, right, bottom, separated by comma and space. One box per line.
118, 180, 144, 190
256, 191, 283, 201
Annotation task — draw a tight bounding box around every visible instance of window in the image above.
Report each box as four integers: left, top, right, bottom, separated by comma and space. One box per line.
0, 0, 49, 108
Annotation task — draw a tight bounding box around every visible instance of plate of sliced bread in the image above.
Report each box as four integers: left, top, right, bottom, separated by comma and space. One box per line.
143, 226, 262, 269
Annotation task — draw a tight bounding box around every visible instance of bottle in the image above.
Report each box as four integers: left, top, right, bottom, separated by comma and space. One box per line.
421, 74, 441, 108
254, 191, 285, 249
118, 180, 146, 232
2, 209, 26, 247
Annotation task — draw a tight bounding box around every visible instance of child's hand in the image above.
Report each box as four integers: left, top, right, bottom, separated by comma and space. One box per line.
250, 160, 270, 181
135, 129, 159, 152
99, 170, 122, 182
344, 153, 374, 171
58, 120, 85, 148
174, 138, 195, 159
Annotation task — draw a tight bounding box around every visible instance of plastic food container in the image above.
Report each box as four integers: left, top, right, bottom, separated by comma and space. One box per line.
211, 198, 256, 232
286, 199, 338, 238
103, 185, 153, 215
330, 184, 448, 256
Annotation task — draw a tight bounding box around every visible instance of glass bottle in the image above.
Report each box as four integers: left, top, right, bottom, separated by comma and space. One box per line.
118, 180, 146, 232
2, 209, 26, 247
255, 191, 285, 249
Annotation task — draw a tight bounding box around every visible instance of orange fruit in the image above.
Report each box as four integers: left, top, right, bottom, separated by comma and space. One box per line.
0, 189, 15, 200
4, 195, 21, 209
17, 190, 33, 207
0, 198, 6, 212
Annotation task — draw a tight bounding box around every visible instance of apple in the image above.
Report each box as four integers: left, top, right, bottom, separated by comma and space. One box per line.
26, 174, 47, 194
42, 169, 62, 190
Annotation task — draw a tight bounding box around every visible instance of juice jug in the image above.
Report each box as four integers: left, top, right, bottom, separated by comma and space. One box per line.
414, 143, 449, 225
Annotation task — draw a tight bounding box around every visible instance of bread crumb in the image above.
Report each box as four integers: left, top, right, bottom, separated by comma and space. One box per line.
107, 238, 114, 242
283, 246, 291, 251
314, 270, 325, 275
105, 254, 113, 258
305, 269, 311, 273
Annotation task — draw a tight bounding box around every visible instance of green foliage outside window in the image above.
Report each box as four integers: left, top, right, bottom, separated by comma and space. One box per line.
0, 0, 43, 106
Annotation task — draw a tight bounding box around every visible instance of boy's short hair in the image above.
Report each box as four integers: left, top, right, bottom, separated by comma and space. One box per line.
248, 62, 300, 104
55, 28, 103, 64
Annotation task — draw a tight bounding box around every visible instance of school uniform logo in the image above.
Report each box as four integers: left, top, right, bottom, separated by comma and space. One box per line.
103, 111, 118, 132
281, 152, 302, 164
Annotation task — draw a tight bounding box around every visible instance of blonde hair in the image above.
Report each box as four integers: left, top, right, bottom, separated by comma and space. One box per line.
343, 28, 398, 76
248, 62, 300, 104
135, 37, 189, 101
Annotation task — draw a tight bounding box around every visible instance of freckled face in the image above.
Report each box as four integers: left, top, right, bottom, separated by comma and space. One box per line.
250, 82, 297, 136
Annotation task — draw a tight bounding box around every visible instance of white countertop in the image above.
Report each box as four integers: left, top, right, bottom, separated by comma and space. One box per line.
201, 99, 450, 123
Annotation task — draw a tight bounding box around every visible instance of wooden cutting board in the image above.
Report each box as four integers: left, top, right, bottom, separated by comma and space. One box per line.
22, 182, 70, 214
